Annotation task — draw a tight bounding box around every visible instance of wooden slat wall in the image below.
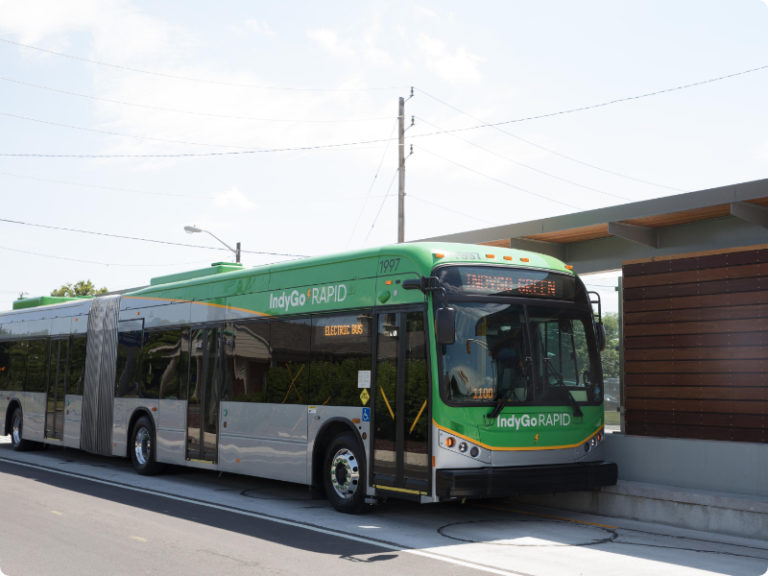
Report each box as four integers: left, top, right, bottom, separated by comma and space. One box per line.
623, 246, 768, 443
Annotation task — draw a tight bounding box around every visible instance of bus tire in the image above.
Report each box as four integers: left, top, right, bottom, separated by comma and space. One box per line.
130, 416, 164, 476
323, 431, 366, 514
10, 407, 31, 451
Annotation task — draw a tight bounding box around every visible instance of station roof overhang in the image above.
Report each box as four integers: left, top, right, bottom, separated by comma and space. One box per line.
417, 178, 768, 274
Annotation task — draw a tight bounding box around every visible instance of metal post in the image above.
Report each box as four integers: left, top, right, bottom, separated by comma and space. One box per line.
236, 242, 241, 264
398, 96, 405, 244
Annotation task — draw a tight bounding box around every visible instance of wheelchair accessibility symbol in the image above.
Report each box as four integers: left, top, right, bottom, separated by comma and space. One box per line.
362, 407, 371, 422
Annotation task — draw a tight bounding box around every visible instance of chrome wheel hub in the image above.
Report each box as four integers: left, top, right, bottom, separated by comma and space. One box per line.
11, 413, 21, 446
134, 427, 151, 466
329, 448, 359, 500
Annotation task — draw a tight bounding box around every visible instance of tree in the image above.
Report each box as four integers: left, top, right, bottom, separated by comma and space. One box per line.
600, 312, 620, 379
51, 280, 108, 297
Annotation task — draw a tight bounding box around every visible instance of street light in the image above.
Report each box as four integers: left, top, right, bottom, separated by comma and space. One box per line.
184, 225, 241, 263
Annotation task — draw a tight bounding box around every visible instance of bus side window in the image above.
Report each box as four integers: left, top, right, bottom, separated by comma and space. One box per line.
0, 341, 10, 390
67, 335, 87, 395
116, 330, 143, 398
8, 341, 28, 392
225, 321, 270, 403
268, 318, 310, 404
310, 313, 372, 406
25, 339, 49, 393
143, 330, 184, 400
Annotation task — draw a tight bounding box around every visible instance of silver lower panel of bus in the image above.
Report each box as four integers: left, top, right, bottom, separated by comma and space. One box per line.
62, 394, 82, 448
219, 402, 309, 484
0, 392, 46, 442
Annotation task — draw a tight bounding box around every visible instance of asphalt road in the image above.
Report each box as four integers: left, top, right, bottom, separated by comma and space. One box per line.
0, 440, 766, 576
0, 458, 478, 576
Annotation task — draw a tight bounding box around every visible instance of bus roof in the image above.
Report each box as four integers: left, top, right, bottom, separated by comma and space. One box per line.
6, 242, 573, 313
132, 242, 572, 294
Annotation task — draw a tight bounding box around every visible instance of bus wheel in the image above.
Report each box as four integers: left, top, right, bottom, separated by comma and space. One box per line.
10, 407, 31, 451
323, 432, 366, 514
130, 416, 163, 476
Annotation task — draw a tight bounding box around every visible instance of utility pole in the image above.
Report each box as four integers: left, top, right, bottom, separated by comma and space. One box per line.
398, 95, 405, 243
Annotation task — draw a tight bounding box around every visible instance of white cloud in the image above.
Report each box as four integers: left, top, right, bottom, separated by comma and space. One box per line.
0, 0, 110, 43
245, 19, 275, 37
417, 33, 484, 84
213, 188, 256, 211
364, 32, 393, 67
0, 0, 190, 65
413, 5, 439, 20
306, 28, 353, 57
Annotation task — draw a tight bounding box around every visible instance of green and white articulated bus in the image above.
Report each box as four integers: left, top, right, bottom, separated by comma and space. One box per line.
0, 242, 617, 512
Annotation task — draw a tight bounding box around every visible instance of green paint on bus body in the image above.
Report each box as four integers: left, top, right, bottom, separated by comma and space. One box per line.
432, 404, 605, 450
124, 242, 586, 451
127, 242, 572, 318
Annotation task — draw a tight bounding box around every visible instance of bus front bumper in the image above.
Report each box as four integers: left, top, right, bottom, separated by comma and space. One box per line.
436, 461, 618, 499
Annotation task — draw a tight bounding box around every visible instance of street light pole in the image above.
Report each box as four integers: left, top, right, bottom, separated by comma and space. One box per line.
184, 225, 241, 263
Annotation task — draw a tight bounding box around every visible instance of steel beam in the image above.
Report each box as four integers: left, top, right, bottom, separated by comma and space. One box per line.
607, 222, 659, 248
730, 201, 768, 229
508, 238, 567, 261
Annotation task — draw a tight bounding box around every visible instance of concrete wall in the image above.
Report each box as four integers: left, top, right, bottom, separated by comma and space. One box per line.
519, 433, 768, 538
605, 433, 768, 498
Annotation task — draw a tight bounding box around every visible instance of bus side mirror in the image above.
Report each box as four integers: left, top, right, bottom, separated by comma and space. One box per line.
437, 307, 456, 345
595, 322, 606, 352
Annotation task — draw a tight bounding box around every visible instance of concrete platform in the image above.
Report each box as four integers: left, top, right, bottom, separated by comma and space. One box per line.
518, 480, 768, 541
515, 432, 767, 540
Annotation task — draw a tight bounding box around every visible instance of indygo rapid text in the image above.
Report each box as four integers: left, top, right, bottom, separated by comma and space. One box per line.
496, 412, 572, 430
269, 284, 348, 312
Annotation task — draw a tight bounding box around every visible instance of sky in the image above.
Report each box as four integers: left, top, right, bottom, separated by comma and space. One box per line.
1, 0, 767, 313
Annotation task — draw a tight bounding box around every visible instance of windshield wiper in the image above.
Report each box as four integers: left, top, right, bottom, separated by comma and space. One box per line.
561, 387, 583, 418
487, 394, 507, 419
543, 357, 564, 385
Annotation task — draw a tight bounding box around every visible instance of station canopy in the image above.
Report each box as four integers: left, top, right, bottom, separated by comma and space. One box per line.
417, 178, 768, 274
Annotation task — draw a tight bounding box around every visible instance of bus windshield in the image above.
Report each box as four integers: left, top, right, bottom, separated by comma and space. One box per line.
441, 302, 602, 407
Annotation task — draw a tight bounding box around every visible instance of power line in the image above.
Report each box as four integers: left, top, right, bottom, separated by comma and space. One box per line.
417, 145, 580, 211
0, 244, 211, 268
0, 75, 393, 124
413, 62, 768, 134
0, 110, 262, 150
0, 36, 404, 92
0, 170, 391, 203
407, 194, 494, 225
416, 90, 683, 193
364, 168, 400, 244
348, 120, 398, 246
0, 218, 309, 257
416, 116, 632, 202
0, 171, 213, 200
0, 134, 396, 159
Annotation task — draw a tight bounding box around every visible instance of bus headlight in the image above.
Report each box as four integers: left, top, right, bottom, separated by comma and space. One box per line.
439, 430, 490, 464
584, 429, 605, 453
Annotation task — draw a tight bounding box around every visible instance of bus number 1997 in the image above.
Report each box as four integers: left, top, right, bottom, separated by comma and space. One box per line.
379, 258, 400, 274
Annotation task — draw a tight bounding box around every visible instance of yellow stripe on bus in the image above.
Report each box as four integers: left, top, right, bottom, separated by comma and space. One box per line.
433, 419, 603, 452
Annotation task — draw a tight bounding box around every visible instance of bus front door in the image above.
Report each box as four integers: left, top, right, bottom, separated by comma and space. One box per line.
187, 327, 221, 462
373, 310, 430, 498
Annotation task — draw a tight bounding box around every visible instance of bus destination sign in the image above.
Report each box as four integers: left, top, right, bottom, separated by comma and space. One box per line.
437, 266, 576, 299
